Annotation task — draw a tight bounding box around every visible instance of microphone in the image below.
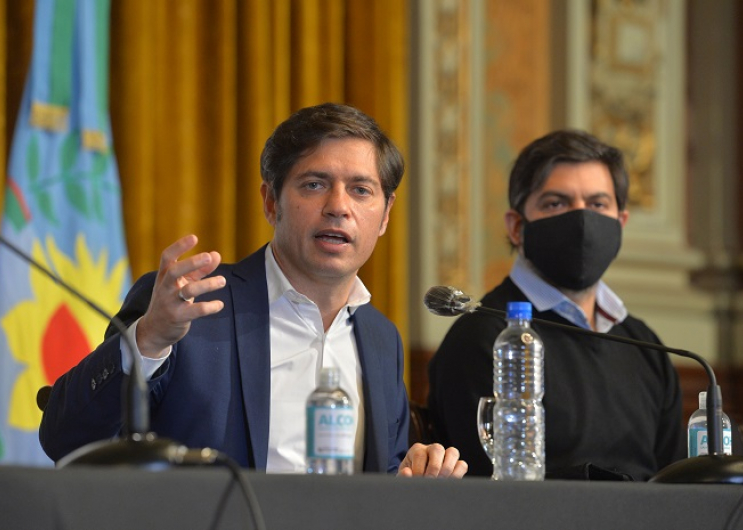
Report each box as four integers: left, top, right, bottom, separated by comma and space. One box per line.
0, 234, 208, 468
36, 385, 52, 412
424, 285, 743, 484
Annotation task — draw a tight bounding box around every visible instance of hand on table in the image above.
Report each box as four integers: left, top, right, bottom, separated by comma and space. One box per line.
397, 443, 468, 478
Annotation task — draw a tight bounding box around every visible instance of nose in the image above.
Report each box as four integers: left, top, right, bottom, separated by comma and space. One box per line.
322, 185, 351, 218
571, 201, 587, 211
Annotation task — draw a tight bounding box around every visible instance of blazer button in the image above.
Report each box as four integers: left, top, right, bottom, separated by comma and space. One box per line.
90, 378, 97, 390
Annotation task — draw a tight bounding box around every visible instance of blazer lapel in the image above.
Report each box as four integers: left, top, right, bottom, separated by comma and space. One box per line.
231, 247, 271, 470
352, 308, 388, 472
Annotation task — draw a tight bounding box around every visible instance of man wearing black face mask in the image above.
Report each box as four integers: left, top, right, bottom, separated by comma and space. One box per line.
427, 129, 685, 481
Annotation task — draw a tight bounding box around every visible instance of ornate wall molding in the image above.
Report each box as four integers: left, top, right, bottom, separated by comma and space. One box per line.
409, 0, 484, 350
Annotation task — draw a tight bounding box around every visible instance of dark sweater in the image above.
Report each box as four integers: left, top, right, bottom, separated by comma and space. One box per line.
427, 278, 685, 480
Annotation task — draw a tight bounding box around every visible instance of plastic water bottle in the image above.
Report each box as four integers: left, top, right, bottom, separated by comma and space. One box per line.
688, 390, 733, 457
492, 301, 545, 480
306, 367, 355, 475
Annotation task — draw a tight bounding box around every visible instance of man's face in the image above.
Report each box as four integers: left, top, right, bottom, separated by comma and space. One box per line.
261, 137, 394, 290
506, 161, 628, 248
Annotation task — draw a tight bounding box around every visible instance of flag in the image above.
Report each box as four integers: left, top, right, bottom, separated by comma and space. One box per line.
0, 0, 130, 466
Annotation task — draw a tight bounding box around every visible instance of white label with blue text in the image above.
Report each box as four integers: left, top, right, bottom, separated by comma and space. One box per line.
307, 406, 355, 459
690, 428, 733, 456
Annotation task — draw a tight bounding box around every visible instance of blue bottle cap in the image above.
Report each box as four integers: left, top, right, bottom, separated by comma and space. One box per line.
506, 301, 532, 320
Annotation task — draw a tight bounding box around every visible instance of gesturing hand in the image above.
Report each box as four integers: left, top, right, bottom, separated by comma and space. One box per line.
136, 234, 226, 358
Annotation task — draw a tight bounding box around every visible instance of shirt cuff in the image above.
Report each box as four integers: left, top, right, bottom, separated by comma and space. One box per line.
120, 317, 171, 380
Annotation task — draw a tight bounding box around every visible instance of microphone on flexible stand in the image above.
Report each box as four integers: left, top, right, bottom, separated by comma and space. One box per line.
0, 234, 210, 468
424, 285, 743, 484
1, 234, 268, 529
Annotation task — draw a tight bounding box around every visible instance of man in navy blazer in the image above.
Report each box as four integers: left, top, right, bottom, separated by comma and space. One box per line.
40, 103, 467, 478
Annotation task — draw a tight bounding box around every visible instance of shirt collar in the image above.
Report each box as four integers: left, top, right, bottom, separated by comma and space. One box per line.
509, 254, 627, 331
264, 243, 371, 314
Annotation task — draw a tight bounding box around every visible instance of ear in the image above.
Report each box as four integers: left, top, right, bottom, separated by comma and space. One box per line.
378, 193, 395, 236
618, 209, 629, 228
261, 182, 277, 226
504, 209, 524, 247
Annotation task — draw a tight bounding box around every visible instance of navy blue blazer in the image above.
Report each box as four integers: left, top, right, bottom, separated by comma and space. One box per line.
39, 246, 410, 473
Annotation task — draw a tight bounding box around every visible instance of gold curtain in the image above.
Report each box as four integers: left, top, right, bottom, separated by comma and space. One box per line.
1, 0, 410, 378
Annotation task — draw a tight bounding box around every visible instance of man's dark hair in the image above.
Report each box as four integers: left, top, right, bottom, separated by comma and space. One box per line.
508, 129, 629, 215
260, 102, 404, 202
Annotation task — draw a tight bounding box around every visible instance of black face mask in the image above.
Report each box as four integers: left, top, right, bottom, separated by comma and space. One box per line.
522, 209, 622, 291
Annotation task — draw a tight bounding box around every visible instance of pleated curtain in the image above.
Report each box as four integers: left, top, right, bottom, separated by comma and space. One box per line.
1, 0, 410, 377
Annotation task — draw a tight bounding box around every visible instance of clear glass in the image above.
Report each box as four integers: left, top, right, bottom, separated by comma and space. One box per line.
477, 396, 496, 465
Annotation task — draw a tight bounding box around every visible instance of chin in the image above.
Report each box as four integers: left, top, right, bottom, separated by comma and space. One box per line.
559, 282, 599, 295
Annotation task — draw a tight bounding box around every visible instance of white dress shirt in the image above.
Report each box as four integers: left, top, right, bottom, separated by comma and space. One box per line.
264, 244, 367, 473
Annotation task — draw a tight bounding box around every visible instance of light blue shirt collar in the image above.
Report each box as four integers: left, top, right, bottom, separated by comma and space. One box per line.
509, 254, 627, 332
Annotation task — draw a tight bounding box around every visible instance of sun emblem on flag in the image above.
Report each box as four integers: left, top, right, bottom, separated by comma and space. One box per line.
1, 234, 127, 430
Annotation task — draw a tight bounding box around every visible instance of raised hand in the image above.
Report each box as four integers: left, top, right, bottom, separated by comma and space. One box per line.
136, 234, 226, 358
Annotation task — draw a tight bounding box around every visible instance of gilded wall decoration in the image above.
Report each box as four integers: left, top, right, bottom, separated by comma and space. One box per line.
434, 0, 471, 289
482, 0, 552, 288
590, 0, 664, 210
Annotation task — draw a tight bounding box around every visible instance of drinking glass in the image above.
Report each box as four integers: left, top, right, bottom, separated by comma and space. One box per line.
477, 396, 496, 464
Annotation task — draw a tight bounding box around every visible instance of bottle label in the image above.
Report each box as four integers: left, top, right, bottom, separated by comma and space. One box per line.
689, 428, 733, 456
307, 405, 355, 459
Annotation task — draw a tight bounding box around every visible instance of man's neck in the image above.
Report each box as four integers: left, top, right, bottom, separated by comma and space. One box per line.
518, 253, 600, 328
561, 287, 598, 329
303, 281, 355, 331
270, 248, 356, 331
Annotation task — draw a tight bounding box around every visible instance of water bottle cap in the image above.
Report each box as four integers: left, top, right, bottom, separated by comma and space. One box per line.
506, 301, 532, 320
698, 387, 724, 410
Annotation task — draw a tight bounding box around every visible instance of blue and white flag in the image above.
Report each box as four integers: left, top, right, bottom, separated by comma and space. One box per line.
0, 0, 130, 466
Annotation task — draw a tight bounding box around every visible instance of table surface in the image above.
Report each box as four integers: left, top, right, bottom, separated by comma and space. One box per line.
2, 465, 743, 530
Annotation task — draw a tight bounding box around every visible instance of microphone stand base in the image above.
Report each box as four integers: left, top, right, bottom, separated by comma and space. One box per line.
56, 433, 192, 470
650, 455, 743, 484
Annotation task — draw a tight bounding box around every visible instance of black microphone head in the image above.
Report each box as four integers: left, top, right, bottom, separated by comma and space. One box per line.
36, 385, 52, 412
423, 286, 477, 316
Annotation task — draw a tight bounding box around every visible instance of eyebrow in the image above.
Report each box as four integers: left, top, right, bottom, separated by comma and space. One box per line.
537, 190, 614, 202
295, 171, 382, 187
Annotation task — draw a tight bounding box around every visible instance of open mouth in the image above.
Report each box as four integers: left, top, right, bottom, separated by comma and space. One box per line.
315, 231, 350, 245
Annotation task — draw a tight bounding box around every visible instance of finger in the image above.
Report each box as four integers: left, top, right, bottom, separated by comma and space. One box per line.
395, 444, 419, 477
422, 443, 446, 477
182, 251, 222, 287
191, 251, 222, 279
169, 251, 220, 288
450, 460, 469, 479
159, 234, 199, 270
177, 275, 226, 303
407, 443, 432, 476
179, 298, 225, 319
435, 447, 464, 478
